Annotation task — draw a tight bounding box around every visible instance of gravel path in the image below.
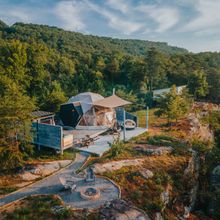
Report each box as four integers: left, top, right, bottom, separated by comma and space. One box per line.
0, 152, 120, 209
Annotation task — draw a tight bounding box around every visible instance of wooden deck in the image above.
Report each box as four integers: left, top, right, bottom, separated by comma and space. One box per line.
76, 127, 147, 156
63, 126, 108, 149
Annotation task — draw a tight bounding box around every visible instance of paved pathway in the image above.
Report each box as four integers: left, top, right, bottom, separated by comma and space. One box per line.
0, 152, 120, 209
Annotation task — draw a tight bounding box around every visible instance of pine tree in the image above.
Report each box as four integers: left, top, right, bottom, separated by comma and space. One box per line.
0, 81, 35, 170
42, 81, 67, 112
187, 70, 209, 99
155, 85, 191, 123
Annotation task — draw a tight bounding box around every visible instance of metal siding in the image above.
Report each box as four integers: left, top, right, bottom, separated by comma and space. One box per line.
32, 122, 62, 149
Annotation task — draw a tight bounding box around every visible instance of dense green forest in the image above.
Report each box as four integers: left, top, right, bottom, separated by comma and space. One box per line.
1, 20, 220, 112
0, 20, 220, 169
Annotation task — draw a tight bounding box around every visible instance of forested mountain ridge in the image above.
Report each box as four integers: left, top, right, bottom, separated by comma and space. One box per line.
0, 19, 220, 115
0, 21, 188, 56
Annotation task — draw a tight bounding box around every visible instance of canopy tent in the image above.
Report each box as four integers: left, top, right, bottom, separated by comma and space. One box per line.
94, 95, 131, 108
60, 92, 131, 128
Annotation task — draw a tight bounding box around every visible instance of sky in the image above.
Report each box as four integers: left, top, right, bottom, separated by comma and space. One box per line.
0, 0, 220, 53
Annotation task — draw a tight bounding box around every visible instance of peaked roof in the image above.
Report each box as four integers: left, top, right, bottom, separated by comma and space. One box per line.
94, 95, 131, 108
68, 92, 104, 113
68, 92, 104, 104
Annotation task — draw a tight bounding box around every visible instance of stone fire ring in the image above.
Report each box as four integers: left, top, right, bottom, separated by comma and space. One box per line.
80, 187, 101, 200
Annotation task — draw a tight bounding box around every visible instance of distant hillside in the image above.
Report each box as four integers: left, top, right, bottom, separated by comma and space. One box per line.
0, 19, 219, 109
0, 21, 188, 55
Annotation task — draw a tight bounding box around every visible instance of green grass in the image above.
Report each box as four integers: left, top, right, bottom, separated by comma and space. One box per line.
2, 195, 99, 220
0, 186, 18, 195
133, 108, 162, 128
3, 195, 69, 220
30, 147, 76, 162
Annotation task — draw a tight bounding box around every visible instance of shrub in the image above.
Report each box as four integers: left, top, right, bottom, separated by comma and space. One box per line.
109, 138, 125, 158
0, 145, 24, 171
191, 139, 212, 154
146, 200, 164, 213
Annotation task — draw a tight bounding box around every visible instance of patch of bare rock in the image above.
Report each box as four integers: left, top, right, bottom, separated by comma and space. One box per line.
18, 160, 72, 182
93, 159, 145, 174
133, 144, 172, 155
139, 168, 154, 179
99, 199, 151, 220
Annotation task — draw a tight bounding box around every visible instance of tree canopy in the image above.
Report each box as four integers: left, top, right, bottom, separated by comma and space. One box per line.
0, 20, 220, 170
0, 20, 220, 107
155, 85, 192, 123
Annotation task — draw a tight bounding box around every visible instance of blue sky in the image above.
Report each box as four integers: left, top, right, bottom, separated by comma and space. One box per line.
0, 0, 220, 52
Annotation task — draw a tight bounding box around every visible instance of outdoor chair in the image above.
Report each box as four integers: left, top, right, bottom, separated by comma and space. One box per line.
59, 176, 77, 192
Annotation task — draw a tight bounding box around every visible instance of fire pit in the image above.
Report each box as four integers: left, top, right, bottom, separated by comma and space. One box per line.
80, 187, 100, 200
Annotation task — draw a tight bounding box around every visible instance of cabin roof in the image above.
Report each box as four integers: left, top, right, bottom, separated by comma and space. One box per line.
31, 110, 55, 119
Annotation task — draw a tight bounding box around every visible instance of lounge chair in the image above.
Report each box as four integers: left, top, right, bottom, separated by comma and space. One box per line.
59, 176, 77, 192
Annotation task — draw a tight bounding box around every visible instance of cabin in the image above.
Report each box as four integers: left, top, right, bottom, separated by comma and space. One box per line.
31, 110, 55, 125
153, 85, 186, 99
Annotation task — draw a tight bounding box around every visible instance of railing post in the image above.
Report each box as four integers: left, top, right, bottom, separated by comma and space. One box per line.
123, 108, 126, 141
60, 126, 64, 155
146, 106, 149, 131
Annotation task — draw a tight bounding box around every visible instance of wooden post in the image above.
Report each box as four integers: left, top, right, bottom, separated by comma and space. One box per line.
146, 106, 149, 131
123, 108, 126, 141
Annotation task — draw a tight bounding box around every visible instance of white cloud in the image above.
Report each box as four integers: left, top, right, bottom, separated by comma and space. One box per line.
7, 10, 30, 23
105, 0, 131, 14
183, 0, 220, 34
54, 1, 86, 31
54, 1, 180, 36
0, 6, 32, 24
100, 10, 143, 35
137, 4, 179, 32
54, 0, 142, 34
0, 3, 53, 26
107, 15, 143, 35
1, 0, 219, 52
85, 0, 143, 35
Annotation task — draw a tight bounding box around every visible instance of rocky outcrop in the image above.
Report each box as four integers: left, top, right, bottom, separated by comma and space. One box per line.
182, 150, 200, 217
187, 102, 219, 143
184, 150, 200, 179
209, 165, 220, 215
99, 199, 151, 220
19, 160, 72, 181
133, 145, 172, 156
188, 113, 214, 143
139, 169, 154, 179
154, 212, 163, 220
93, 159, 145, 174
192, 102, 220, 112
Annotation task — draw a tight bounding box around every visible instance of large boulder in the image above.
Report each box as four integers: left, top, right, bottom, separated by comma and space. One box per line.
139, 169, 154, 179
